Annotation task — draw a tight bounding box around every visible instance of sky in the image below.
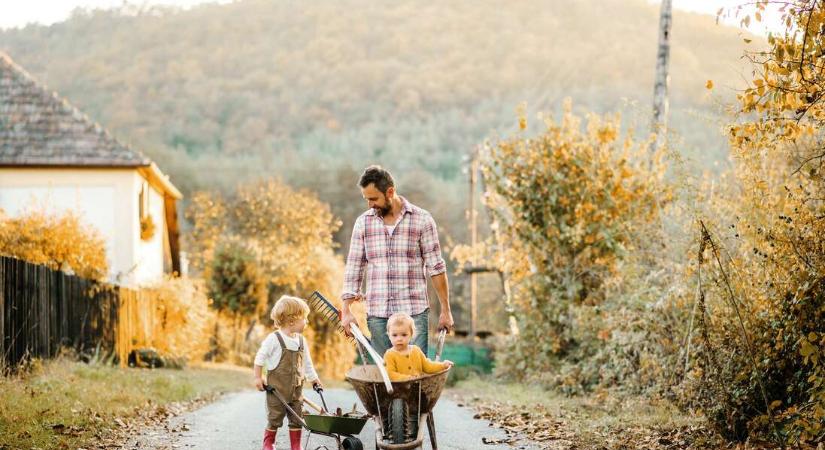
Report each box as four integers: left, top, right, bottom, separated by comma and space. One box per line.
1, 0, 788, 32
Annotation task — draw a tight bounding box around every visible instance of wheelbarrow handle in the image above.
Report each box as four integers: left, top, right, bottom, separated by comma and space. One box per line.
263, 385, 308, 429
350, 324, 394, 393
435, 329, 447, 362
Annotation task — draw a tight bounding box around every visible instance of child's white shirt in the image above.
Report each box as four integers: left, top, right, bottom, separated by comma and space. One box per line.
254, 330, 319, 382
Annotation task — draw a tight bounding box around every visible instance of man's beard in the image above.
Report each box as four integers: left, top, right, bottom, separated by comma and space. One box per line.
374, 203, 391, 217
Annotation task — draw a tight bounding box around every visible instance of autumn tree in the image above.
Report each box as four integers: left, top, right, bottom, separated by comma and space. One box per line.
0, 209, 107, 280
186, 179, 354, 377
685, 2, 825, 444
454, 102, 670, 382
207, 239, 268, 354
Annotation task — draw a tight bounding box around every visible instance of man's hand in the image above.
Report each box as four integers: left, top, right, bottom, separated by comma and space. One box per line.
255, 377, 265, 392
312, 380, 324, 390
340, 296, 360, 336
438, 310, 454, 332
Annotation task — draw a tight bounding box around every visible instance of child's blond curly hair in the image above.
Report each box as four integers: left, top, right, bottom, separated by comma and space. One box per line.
386, 312, 416, 336
270, 295, 310, 328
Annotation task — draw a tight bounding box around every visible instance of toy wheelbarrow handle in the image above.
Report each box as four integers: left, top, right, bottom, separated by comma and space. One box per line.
434, 329, 447, 362
263, 385, 308, 429
313, 383, 330, 413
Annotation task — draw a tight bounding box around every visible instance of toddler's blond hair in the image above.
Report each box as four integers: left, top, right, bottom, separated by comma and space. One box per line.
387, 312, 416, 336
270, 295, 310, 328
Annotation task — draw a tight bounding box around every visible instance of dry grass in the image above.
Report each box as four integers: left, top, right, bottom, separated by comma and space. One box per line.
449, 377, 784, 449
0, 358, 248, 450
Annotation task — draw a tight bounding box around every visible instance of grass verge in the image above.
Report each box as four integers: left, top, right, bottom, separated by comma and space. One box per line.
449, 377, 777, 449
0, 358, 248, 450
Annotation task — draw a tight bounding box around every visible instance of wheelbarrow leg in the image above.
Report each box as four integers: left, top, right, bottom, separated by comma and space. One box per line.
426, 413, 437, 449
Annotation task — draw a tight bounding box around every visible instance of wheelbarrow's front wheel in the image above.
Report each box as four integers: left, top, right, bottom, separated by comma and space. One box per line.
342, 436, 363, 450
388, 398, 407, 444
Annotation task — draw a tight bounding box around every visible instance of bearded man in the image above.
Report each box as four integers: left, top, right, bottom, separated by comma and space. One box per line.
340, 165, 454, 357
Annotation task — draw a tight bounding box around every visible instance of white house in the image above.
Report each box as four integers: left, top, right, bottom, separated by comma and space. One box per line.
0, 52, 183, 286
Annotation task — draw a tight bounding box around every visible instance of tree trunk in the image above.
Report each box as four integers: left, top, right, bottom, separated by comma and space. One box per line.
232, 313, 240, 355
651, 0, 673, 151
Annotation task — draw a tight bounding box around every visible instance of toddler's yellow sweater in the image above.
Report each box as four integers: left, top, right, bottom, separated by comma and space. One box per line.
384, 345, 449, 381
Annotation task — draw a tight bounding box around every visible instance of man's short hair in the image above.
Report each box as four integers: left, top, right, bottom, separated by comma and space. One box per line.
358, 165, 395, 194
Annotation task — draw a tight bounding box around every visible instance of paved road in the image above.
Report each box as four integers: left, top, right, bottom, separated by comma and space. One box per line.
125, 388, 539, 450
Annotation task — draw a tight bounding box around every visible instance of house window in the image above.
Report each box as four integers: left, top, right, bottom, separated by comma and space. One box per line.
139, 181, 149, 219
138, 181, 157, 241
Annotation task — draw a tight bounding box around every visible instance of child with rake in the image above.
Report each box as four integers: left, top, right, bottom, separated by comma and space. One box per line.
254, 295, 323, 450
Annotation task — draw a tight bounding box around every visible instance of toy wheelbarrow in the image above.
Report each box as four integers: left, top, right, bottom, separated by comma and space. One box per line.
264, 383, 369, 450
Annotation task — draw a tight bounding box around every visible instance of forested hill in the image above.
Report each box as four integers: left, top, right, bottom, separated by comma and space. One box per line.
0, 0, 755, 241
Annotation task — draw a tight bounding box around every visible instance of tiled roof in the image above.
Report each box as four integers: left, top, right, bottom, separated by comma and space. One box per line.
0, 52, 150, 167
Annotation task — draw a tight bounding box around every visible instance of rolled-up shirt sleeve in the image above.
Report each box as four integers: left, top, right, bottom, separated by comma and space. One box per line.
342, 216, 367, 300
420, 214, 446, 277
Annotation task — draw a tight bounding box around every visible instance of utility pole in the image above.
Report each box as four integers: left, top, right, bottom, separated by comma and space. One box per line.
651, 0, 672, 150
468, 150, 478, 343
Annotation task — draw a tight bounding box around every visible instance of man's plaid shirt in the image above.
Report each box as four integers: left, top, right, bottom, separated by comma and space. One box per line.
342, 197, 446, 318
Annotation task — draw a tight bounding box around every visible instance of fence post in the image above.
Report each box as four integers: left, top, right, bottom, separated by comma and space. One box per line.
0, 257, 6, 371
40, 265, 50, 359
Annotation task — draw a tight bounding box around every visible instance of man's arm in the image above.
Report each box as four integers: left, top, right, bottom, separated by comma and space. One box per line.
431, 273, 454, 331
420, 214, 454, 331
341, 217, 367, 335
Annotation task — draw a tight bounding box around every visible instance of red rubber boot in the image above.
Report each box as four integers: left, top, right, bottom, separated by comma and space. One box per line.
262, 429, 276, 450
289, 428, 302, 450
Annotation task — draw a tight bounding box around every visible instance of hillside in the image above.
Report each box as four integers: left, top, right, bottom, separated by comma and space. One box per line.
0, 0, 762, 332
0, 0, 757, 253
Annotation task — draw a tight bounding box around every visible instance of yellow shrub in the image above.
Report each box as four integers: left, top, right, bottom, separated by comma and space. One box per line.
0, 208, 107, 280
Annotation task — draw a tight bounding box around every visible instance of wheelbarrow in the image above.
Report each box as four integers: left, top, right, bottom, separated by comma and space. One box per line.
346, 327, 450, 450
305, 291, 451, 450
264, 383, 369, 450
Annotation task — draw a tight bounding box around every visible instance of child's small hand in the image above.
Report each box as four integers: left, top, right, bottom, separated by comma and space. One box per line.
312, 380, 324, 390
255, 377, 265, 391
444, 360, 454, 368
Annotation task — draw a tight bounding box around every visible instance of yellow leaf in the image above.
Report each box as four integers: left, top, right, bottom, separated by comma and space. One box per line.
770, 400, 782, 410
801, 340, 816, 357
706, 80, 714, 90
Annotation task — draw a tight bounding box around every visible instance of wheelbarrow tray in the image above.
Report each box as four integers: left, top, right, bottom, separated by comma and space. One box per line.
345, 365, 450, 417
304, 413, 369, 435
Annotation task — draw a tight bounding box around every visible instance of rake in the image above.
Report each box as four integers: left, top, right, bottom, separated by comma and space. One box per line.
307, 291, 370, 364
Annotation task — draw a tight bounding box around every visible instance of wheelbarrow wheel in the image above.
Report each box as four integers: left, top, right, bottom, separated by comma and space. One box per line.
342, 436, 363, 450
388, 398, 407, 444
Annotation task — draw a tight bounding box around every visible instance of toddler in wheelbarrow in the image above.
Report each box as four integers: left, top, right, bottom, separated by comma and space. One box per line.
310, 292, 454, 450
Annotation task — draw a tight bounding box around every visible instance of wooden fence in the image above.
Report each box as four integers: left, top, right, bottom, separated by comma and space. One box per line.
0, 255, 159, 371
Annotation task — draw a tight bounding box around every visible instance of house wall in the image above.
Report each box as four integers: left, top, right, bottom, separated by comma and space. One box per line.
0, 167, 168, 286
132, 173, 167, 284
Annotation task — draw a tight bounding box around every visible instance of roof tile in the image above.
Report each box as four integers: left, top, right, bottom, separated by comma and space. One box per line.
0, 52, 150, 167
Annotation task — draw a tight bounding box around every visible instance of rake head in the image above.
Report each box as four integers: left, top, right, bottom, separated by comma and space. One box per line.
307, 291, 354, 342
